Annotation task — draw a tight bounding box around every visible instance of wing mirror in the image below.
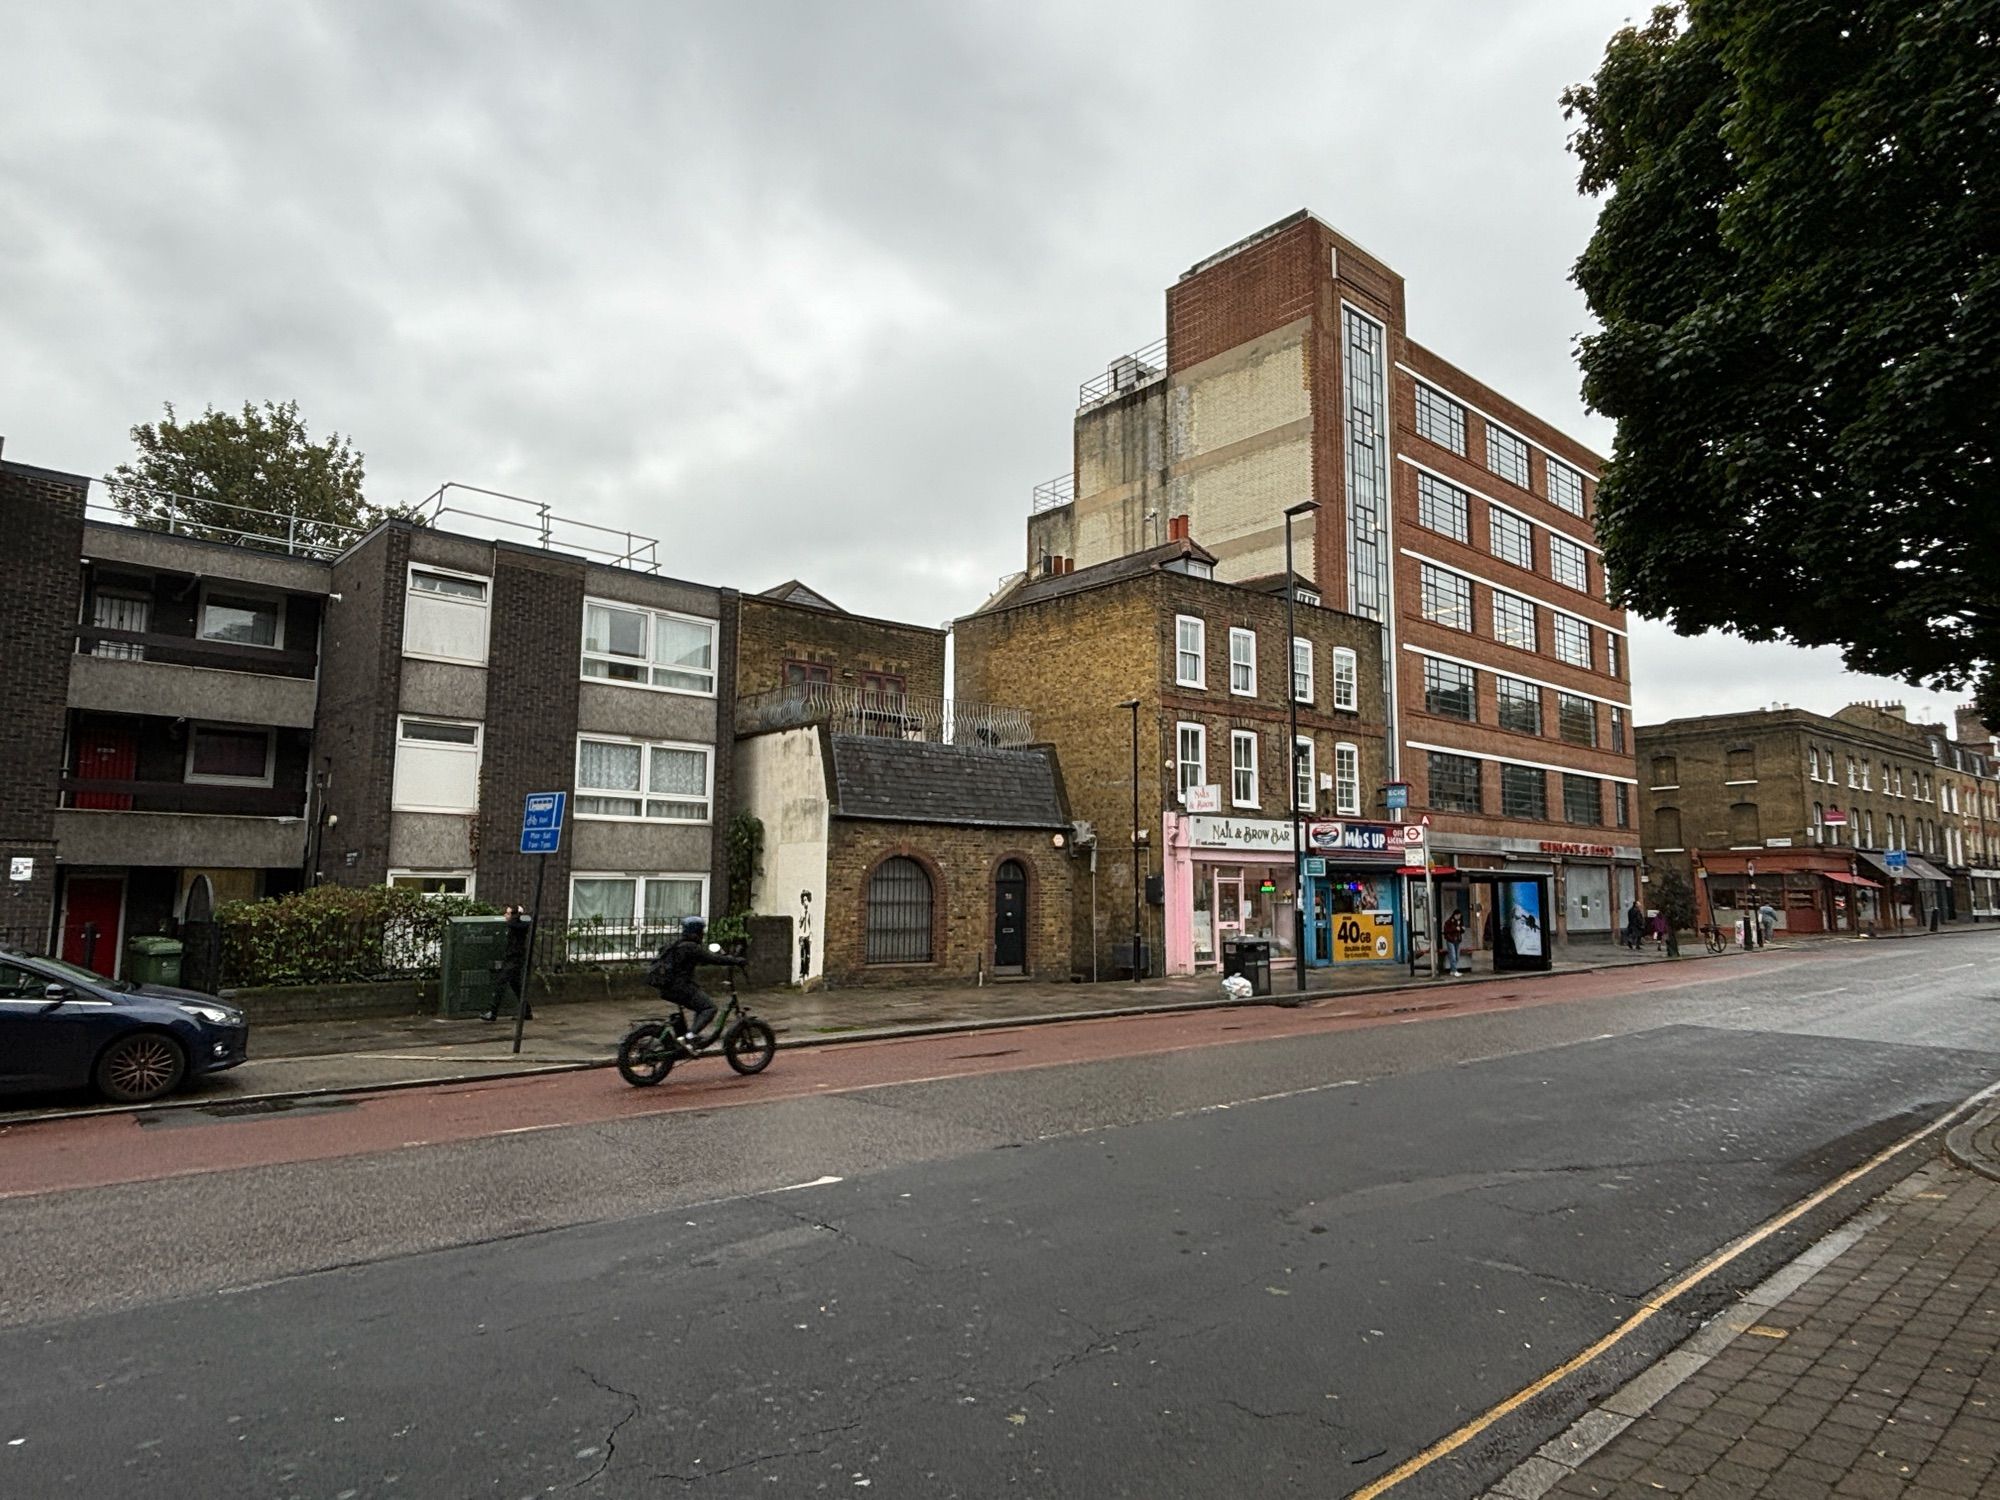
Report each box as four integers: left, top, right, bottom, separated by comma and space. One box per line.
40, 982, 71, 1012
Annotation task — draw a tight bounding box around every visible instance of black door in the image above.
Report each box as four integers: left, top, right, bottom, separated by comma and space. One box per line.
994, 861, 1028, 971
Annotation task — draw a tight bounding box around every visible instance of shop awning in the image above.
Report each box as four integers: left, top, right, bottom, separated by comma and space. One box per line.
1396, 865, 1459, 878
1904, 856, 1952, 883
1855, 851, 1950, 884
1822, 870, 1881, 889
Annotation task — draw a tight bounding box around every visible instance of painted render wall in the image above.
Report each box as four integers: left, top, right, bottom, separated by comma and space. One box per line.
735, 728, 829, 984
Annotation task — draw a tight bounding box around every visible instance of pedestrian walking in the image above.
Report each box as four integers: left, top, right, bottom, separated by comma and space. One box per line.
483, 904, 535, 1023
1647, 909, 1668, 953
1440, 908, 1466, 975
1622, 900, 1645, 952
1758, 901, 1778, 944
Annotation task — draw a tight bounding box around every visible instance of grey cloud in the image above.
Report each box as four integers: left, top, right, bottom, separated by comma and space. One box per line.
0, 1, 1958, 715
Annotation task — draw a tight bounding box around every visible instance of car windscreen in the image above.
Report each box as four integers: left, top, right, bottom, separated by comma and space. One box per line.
26, 955, 128, 991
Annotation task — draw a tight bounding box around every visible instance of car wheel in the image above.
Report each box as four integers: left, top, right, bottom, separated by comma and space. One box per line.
95, 1031, 188, 1104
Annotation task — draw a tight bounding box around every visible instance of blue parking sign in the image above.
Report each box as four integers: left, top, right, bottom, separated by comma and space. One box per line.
520, 791, 567, 854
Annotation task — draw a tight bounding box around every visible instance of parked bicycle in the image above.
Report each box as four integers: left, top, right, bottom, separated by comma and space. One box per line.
617, 950, 776, 1086
1699, 924, 1729, 954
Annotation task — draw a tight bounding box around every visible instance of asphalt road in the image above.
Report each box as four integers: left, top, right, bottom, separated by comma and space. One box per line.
3, 936, 1997, 1498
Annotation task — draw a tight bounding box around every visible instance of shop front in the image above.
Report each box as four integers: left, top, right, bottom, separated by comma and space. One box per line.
1691, 848, 1881, 935
1970, 868, 2000, 921
1162, 812, 1409, 975
1300, 820, 1405, 968
1164, 812, 1300, 976
1422, 834, 1641, 958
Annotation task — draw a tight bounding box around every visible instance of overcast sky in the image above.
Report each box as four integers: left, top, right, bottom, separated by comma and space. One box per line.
0, 0, 1969, 731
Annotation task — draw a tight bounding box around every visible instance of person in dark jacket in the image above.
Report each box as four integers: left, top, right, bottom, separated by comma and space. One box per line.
483, 905, 534, 1023
1622, 901, 1646, 951
649, 916, 747, 1047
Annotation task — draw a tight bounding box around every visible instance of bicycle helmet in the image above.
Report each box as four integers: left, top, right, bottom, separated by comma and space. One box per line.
681, 916, 707, 941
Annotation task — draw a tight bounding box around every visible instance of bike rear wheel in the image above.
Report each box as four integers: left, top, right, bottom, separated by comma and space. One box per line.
724, 1017, 777, 1075
617, 1023, 677, 1086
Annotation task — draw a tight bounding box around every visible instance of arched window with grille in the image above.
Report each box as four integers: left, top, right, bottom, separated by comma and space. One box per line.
866, 857, 934, 964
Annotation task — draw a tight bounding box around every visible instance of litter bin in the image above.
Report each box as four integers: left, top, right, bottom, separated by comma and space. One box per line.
126, 934, 184, 988
1222, 936, 1272, 998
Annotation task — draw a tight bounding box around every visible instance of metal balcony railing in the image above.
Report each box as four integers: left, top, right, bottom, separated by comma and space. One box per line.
736, 683, 1035, 748
1078, 337, 1167, 407
1030, 473, 1075, 513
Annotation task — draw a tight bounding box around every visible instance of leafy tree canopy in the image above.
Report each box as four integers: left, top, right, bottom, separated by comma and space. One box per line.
1564, 1, 2000, 713
106, 400, 377, 555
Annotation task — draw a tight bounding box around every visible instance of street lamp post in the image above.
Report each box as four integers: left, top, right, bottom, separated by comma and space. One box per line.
1283, 499, 1321, 996
1118, 698, 1143, 982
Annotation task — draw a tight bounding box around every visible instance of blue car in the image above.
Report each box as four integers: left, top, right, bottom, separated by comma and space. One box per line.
0, 949, 249, 1104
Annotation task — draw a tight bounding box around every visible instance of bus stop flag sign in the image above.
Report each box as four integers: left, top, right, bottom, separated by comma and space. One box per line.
520, 792, 567, 854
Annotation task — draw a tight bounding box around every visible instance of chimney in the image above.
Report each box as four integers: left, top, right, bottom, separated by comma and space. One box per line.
1956, 704, 1992, 746
1166, 514, 1191, 542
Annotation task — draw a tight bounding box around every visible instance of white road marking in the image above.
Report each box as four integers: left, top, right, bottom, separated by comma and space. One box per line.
773, 1175, 844, 1192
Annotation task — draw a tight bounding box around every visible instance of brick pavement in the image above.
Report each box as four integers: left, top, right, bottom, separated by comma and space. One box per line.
1486, 1105, 2000, 1500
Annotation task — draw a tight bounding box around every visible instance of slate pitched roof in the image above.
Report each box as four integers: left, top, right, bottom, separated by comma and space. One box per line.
984, 538, 1217, 611
829, 737, 1067, 829
757, 579, 843, 612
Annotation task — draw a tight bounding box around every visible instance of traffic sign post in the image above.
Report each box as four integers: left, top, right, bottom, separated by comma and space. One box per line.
512, 793, 567, 1054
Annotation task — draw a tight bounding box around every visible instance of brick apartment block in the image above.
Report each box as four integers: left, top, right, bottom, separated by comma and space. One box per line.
1019, 211, 1641, 961
1638, 702, 2000, 935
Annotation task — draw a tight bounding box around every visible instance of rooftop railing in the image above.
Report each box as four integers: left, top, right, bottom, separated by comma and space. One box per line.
1078, 337, 1167, 407
737, 683, 1035, 748
1030, 472, 1075, 513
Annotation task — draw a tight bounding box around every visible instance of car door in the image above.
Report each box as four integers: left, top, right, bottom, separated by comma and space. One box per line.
0, 959, 114, 1091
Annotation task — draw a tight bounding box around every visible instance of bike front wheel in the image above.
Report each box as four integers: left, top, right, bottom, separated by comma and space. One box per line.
724, 1017, 777, 1075
617, 1023, 677, 1087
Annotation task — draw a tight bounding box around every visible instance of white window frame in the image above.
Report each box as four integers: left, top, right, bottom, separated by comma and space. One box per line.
1493, 591, 1538, 652
574, 734, 715, 825
581, 598, 719, 697
1176, 722, 1207, 804
391, 716, 483, 813
196, 584, 285, 652
1549, 535, 1590, 594
567, 871, 711, 951
1331, 647, 1359, 712
1291, 637, 1313, 704
1294, 736, 1316, 813
183, 722, 277, 787
1231, 730, 1260, 808
1229, 628, 1257, 697
1334, 742, 1361, 816
1175, 615, 1206, 689
402, 563, 491, 665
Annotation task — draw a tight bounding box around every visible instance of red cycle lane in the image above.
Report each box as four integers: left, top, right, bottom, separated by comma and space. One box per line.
0, 958, 1771, 1200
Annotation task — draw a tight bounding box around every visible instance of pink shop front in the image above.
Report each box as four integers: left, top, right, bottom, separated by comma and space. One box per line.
1162, 812, 1407, 975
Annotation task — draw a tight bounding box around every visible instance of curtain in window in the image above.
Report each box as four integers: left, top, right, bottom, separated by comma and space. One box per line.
577, 741, 642, 815
642, 879, 704, 926
571, 878, 634, 923
647, 747, 709, 818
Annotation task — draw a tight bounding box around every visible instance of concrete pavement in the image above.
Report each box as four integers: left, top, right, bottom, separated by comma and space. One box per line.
1484, 1098, 2000, 1500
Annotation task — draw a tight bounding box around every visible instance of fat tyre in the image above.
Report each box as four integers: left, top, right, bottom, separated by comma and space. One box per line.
617, 1023, 676, 1087
95, 1031, 188, 1104
725, 1018, 777, 1075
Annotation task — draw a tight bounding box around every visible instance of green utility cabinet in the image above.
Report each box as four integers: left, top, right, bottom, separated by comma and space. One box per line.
440, 916, 508, 1017
126, 935, 184, 988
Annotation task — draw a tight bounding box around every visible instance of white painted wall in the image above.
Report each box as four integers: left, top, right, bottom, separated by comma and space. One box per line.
734, 729, 830, 983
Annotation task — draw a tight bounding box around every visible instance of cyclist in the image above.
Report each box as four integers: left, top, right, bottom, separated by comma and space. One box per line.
647, 917, 748, 1049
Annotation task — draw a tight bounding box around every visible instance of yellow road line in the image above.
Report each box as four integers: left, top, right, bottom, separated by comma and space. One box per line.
1347, 1079, 2000, 1499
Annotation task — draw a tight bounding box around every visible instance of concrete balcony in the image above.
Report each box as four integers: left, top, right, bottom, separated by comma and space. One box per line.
68, 651, 319, 729
54, 808, 308, 869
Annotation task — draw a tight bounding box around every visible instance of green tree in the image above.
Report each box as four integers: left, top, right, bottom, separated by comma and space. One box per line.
1651, 868, 1698, 957
106, 400, 375, 555
1563, 1, 2000, 713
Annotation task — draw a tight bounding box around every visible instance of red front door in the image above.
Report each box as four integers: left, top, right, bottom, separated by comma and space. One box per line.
73, 724, 138, 810
61, 876, 125, 978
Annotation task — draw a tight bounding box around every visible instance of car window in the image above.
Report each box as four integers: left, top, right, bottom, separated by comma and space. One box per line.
0, 961, 43, 999
23, 954, 121, 990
